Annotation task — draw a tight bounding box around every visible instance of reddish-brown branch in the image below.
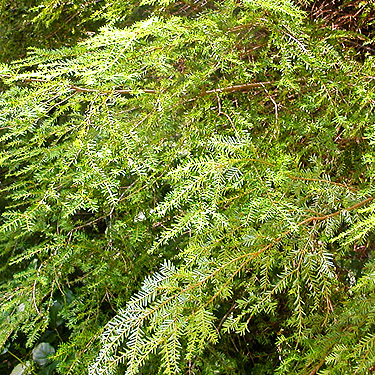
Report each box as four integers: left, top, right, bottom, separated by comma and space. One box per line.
308, 357, 328, 375
297, 197, 373, 227
1, 74, 275, 96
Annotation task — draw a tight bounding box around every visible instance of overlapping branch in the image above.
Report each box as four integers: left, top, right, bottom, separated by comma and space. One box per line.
0, 73, 274, 97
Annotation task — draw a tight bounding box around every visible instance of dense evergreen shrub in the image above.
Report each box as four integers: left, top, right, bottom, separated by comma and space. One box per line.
1, 0, 375, 374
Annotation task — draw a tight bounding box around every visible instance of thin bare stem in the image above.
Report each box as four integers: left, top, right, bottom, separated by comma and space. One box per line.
200, 81, 274, 95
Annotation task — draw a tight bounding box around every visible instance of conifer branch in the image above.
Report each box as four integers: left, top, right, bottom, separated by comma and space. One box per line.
199, 81, 275, 95
68, 85, 157, 94
216, 302, 237, 332
308, 357, 327, 375
0, 73, 275, 96
136, 197, 375, 325
286, 175, 358, 192
0, 74, 48, 83
298, 197, 373, 226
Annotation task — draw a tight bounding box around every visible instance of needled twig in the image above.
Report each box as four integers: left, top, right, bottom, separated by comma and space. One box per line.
1, 73, 275, 96
69, 85, 156, 94
200, 81, 274, 95
298, 197, 374, 226
0, 74, 48, 83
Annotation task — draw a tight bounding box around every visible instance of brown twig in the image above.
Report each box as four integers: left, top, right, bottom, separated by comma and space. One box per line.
1, 73, 275, 96
287, 175, 358, 192
69, 85, 157, 94
307, 357, 326, 375
0, 74, 48, 83
200, 81, 275, 96
216, 302, 237, 332
297, 197, 373, 227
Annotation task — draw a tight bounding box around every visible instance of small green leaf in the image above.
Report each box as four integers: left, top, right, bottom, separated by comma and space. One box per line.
10, 362, 31, 375
32, 343, 55, 366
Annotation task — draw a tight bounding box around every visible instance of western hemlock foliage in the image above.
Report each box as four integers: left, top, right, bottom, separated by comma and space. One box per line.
1, 0, 375, 374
